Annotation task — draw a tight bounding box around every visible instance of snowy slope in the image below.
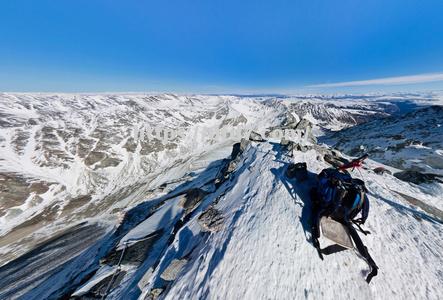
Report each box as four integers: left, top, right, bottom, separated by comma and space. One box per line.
140, 143, 442, 300
323, 106, 443, 176
0, 93, 442, 299
0, 92, 413, 265
1, 140, 440, 299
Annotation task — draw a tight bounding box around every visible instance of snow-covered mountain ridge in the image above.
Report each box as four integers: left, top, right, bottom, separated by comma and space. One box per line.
0, 92, 411, 263
0, 92, 442, 299
323, 105, 443, 176
0, 139, 441, 299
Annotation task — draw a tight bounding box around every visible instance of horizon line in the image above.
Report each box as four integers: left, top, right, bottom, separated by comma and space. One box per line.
308, 72, 443, 88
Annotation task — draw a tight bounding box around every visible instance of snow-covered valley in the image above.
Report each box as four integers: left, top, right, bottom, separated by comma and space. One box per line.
0, 92, 442, 299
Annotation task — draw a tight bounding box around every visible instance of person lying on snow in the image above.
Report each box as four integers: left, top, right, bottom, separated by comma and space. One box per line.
310, 154, 379, 283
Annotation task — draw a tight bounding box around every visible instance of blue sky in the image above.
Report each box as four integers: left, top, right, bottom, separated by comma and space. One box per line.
1, 0, 443, 93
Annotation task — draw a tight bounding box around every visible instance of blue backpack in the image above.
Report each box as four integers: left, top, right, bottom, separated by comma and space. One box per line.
317, 168, 369, 223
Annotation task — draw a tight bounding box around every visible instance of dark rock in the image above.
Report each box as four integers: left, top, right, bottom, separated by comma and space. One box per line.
0, 173, 45, 210
392, 134, 404, 140
216, 139, 250, 187
373, 167, 392, 175
146, 288, 164, 300
394, 170, 443, 185
293, 118, 312, 131
226, 160, 238, 173
294, 119, 317, 143
286, 162, 308, 181
73, 270, 127, 299
283, 113, 298, 128
280, 138, 295, 156
230, 138, 250, 160
96, 156, 122, 169
294, 143, 314, 152
29, 181, 51, 194
324, 153, 348, 168
249, 131, 265, 142
387, 142, 407, 152
179, 188, 208, 212
84, 151, 106, 166
11, 130, 30, 155
221, 114, 247, 126
348, 146, 365, 157
123, 137, 138, 153
102, 230, 162, 266
77, 138, 95, 158
198, 207, 224, 232
160, 259, 188, 281
61, 195, 92, 216
281, 139, 314, 153
280, 137, 291, 146
158, 183, 167, 192
265, 128, 285, 140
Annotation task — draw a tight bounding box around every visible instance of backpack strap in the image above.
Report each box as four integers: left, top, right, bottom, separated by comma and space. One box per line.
354, 189, 366, 209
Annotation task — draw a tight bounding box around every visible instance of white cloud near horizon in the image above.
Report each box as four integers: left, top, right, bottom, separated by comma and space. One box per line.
308, 72, 443, 88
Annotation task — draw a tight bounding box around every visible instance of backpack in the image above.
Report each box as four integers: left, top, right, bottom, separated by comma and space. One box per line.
317, 168, 369, 223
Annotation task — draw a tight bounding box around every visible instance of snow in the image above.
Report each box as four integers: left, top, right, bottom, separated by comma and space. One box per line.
1, 92, 442, 299
72, 265, 117, 297
323, 105, 443, 176
118, 196, 184, 249
138, 143, 442, 300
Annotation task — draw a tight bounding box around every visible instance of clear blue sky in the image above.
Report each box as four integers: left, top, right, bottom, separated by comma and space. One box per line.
1, 0, 443, 93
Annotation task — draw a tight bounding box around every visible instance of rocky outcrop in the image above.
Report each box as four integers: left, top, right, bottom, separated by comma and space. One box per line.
285, 162, 308, 181
179, 188, 208, 213
268, 118, 316, 144
394, 170, 443, 185
198, 207, 224, 232
373, 167, 392, 175
323, 152, 348, 168
216, 139, 250, 187
160, 259, 188, 281
0, 173, 53, 217
249, 131, 265, 142
145, 288, 164, 300
72, 270, 127, 299
102, 230, 163, 266
230, 138, 250, 160
325, 105, 443, 176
